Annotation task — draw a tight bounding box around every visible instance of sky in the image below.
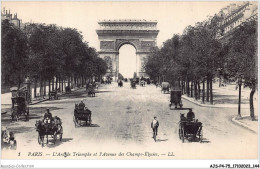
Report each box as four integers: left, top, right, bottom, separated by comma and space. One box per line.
1, 1, 234, 77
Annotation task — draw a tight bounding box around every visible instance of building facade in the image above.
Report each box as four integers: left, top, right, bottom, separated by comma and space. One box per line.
1, 8, 23, 28
217, 1, 258, 43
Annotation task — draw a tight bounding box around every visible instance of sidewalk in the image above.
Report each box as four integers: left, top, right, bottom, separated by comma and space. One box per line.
1, 86, 85, 113
181, 82, 258, 133
231, 116, 258, 133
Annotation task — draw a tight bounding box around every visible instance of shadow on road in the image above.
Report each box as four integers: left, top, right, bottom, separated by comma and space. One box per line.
184, 137, 211, 143
156, 139, 168, 142
89, 124, 100, 127
45, 138, 73, 148
95, 91, 112, 93
76, 123, 100, 127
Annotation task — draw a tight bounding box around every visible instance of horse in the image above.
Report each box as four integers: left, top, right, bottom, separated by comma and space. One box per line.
161, 82, 170, 93
88, 88, 95, 97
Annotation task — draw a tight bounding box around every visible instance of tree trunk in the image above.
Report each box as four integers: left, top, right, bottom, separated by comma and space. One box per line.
40, 79, 43, 96
74, 76, 77, 87
55, 77, 58, 91
59, 78, 61, 91
48, 79, 51, 99
61, 79, 64, 92
202, 79, 205, 103
34, 79, 37, 98
194, 81, 197, 100
44, 81, 46, 96
191, 81, 193, 97
82, 76, 84, 87
210, 77, 213, 104
206, 77, 209, 102
198, 80, 200, 100
181, 80, 184, 95
186, 79, 190, 97
250, 87, 256, 120
52, 78, 54, 92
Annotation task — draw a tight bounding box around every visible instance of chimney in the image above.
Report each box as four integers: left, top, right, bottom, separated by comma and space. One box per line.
9, 9, 10, 14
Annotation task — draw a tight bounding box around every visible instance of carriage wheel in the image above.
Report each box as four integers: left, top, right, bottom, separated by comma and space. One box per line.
46, 135, 49, 144
180, 101, 183, 108
25, 110, 29, 121
27, 108, 30, 119
59, 134, 63, 141
199, 128, 203, 143
181, 128, 185, 143
73, 116, 77, 128
59, 126, 63, 141
38, 134, 42, 144
15, 114, 19, 122
178, 128, 182, 140
53, 134, 57, 144
79, 120, 82, 126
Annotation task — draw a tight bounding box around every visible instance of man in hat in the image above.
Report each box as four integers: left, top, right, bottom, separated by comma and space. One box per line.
151, 116, 159, 137
79, 100, 85, 110
187, 109, 195, 121
44, 109, 53, 123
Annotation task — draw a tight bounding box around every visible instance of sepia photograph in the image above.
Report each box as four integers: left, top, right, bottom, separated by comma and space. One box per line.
0, 0, 259, 168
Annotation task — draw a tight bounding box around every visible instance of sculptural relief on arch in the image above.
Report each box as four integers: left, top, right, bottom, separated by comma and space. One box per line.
96, 19, 159, 81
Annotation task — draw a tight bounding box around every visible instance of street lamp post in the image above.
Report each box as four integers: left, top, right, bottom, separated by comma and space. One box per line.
237, 77, 242, 119
24, 77, 32, 103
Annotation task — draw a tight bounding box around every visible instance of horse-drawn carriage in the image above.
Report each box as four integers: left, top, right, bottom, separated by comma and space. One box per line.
130, 80, 136, 89
140, 80, 145, 87
87, 86, 95, 97
73, 103, 92, 127
10, 87, 29, 121
35, 116, 63, 147
178, 112, 203, 143
65, 86, 71, 93
169, 90, 183, 109
161, 82, 170, 93
49, 91, 58, 100
118, 80, 123, 87
1, 127, 17, 150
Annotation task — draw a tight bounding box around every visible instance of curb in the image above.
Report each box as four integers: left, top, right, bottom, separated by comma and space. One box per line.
29, 87, 84, 105
182, 96, 248, 109
29, 98, 49, 105
231, 116, 257, 133
182, 96, 224, 108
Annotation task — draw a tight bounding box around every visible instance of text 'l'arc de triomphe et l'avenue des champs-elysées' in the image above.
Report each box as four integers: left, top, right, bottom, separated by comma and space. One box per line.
96, 19, 159, 80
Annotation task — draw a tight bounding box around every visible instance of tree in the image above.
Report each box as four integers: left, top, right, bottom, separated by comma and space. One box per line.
225, 20, 257, 120
1, 20, 28, 88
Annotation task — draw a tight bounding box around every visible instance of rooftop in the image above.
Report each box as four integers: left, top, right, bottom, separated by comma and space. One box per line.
98, 19, 157, 24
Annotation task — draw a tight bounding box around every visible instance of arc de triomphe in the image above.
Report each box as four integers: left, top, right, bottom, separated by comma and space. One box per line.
96, 19, 159, 81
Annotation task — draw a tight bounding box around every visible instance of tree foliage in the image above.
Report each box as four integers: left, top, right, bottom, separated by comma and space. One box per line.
1, 20, 107, 89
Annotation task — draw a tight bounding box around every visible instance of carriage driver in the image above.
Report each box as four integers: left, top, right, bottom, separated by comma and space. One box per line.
43, 109, 53, 124
187, 109, 195, 121
79, 100, 85, 110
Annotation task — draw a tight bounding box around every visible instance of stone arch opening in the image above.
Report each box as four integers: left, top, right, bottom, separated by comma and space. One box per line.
118, 44, 138, 78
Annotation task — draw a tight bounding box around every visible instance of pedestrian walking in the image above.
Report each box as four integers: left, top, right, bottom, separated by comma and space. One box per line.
151, 116, 159, 142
